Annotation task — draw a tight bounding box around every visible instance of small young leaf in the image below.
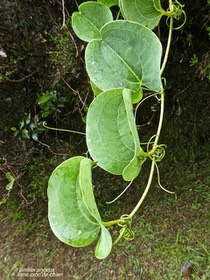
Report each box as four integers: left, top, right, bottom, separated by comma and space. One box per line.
19, 120, 25, 130
119, 0, 162, 30
21, 129, 30, 139
38, 92, 52, 106
5, 172, 15, 190
32, 132, 38, 141
72, 2, 113, 42
86, 20, 162, 92
25, 113, 31, 125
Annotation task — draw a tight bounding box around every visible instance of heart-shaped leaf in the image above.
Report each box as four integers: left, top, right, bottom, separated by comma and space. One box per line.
72, 2, 113, 42
119, 0, 162, 30
48, 156, 112, 258
85, 20, 162, 92
86, 88, 146, 180
48, 157, 100, 247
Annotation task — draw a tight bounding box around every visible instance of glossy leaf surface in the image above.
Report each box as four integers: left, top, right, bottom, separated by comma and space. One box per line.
86, 89, 145, 180
86, 20, 162, 92
72, 2, 113, 42
119, 0, 162, 29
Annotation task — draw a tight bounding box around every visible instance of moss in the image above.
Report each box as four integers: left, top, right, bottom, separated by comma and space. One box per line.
0, 0, 81, 86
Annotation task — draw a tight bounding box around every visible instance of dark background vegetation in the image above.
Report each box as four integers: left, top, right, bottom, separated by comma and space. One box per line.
0, 0, 209, 279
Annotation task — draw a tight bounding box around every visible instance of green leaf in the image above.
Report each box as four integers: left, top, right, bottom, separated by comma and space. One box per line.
21, 129, 30, 139
19, 120, 25, 130
80, 159, 112, 258
123, 89, 141, 150
85, 20, 162, 92
79, 158, 101, 221
5, 172, 15, 190
86, 89, 146, 179
122, 89, 146, 181
90, 79, 142, 102
79, 159, 112, 258
38, 92, 52, 106
90, 80, 102, 96
132, 87, 143, 104
25, 113, 31, 125
95, 225, 112, 259
48, 156, 113, 257
119, 0, 162, 30
97, 0, 118, 8
72, 2, 113, 42
48, 156, 100, 247
32, 132, 38, 141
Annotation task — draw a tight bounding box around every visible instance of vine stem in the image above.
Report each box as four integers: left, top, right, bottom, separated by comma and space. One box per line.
43, 123, 86, 135
128, 0, 174, 219
102, 219, 123, 227
129, 160, 155, 218
103, 87, 165, 225
106, 180, 133, 204
129, 89, 164, 218
112, 228, 126, 247
104, 1, 174, 229
160, 1, 174, 76
61, 0, 66, 29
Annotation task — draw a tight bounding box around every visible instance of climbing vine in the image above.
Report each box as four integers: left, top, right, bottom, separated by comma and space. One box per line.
47, 0, 186, 259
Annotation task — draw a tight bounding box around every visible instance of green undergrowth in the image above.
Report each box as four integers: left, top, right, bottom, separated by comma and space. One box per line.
0, 151, 209, 279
